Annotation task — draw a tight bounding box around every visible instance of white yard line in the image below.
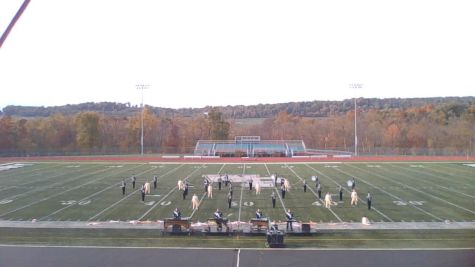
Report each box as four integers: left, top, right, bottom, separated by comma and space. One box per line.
89, 164, 184, 221
389, 164, 475, 199
349, 164, 475, 215
137, 164, 202, 221
305, 164, 393, 222
40, 165, 149, 221
286, 164, 343, 223
236, 248, 240, 267
237, 163, 246, 224
264, 163, 287, 212
333, 166, 443, 221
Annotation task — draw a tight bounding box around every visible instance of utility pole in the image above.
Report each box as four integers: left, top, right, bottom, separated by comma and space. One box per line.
349, 83, 363, 156
136, 84, 149, 156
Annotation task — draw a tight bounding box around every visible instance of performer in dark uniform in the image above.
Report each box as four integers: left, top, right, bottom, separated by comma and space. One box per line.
153, 176, 157, 189
271, 192, 276, 208
281, 186, 286, 199
351, 177, 356, 190
227, 192, 232, 209
173, 208, 181, 219
229, 184, 233, 198
255, 208, 263, 219
339, 186, 343, 201
204, 178, 209, 192
280, 177, 285, 187
140, 184, 145, 202
224, 173, 229, 187
366, 192, 372, 210
249, 178, 253, 191
303, 180, 307, 193
274, 174, 278, 185
121, 180, 126, 196
315, 176, 319, 187
317, 183, 322, 199
285, 209, 294, 231
183, 182, 189, 200
218, 176, 222, 190
132, 176, 136, 189
213, 209, 227, 230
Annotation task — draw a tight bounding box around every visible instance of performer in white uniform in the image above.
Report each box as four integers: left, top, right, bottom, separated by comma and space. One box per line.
350, 189, 358, 206
207, 184, 213, 198
324, 192, 332, 208
255, 182, 261, 195
192, 194, 199, 210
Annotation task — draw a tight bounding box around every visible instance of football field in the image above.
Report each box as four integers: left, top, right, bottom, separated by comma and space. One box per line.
1, 161, 474, 225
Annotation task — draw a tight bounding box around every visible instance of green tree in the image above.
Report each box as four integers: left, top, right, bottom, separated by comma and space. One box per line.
75, 112, 101, 151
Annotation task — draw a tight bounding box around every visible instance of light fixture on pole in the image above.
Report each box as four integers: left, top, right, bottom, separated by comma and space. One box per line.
349, 83, 363, 156
136, 84, 149, 156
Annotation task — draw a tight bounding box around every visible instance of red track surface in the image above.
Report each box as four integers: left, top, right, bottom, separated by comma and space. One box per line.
1, 155, 474, 163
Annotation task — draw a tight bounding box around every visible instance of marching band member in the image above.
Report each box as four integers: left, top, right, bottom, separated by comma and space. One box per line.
213, 209, 226, 230
121, 180, 126, 196
303, 180, 307, 193
218, 176, 222, 190
191, 194, 199, 210
255, 208, 263, 219
285, 209, 294, 231
324, 192, 332, 208
366, 192, 373, 210
351, 177, 356, 190
227, 192, 232, 209
351, 189, 358, 206
338, 186, 343, 201
271, 192, 276, 208
153, 175, 157, 189
207, 184, 213, 198
182, 182, 188, 200
132, 176, 136, 189
248, 177, 253, 191
317, 183, 322, 199
140, 184, 145, 202
173, 208, 181, 219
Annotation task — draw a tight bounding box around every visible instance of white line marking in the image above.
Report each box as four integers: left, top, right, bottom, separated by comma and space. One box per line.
236, 248, 240, 267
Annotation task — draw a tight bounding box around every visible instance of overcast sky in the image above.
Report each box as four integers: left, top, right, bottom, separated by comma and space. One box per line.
0, 0, 474, 109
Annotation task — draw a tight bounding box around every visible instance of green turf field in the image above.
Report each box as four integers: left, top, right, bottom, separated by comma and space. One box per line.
1, 161, 474, 224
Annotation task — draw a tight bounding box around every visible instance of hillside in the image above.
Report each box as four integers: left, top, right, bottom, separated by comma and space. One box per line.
2, 96, 474, 119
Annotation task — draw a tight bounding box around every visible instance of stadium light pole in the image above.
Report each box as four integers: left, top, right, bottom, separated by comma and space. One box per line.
136, 84, 149, 156
349, 83, 363, 156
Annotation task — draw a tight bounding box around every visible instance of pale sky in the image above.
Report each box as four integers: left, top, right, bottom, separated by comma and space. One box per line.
0, 0, 474, 109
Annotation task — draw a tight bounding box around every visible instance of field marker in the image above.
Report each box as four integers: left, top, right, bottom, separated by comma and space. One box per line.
349, 164, 475, 216
334, 165, 444, 221
306, 164, 399, 222
286, 164, 343, 223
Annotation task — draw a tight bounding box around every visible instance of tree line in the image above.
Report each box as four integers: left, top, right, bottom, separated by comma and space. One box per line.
2, 96, 474, 119
0, 101, 474, 157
